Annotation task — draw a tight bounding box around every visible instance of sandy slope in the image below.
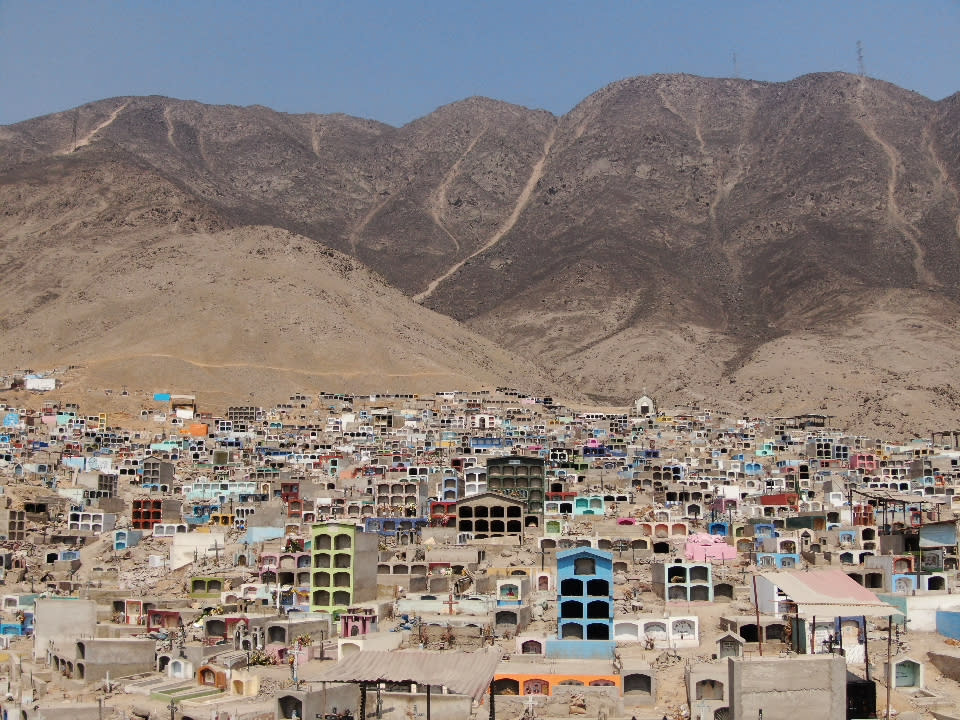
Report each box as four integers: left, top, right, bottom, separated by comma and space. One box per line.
468, 290, 960, 439
0, 223, 564, 403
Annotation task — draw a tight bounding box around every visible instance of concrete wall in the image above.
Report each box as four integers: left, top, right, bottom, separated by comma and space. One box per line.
687, 662, 728, 716
927, 652, 960, 682
876, 593, 909, 626
277, 683, 360, 720
363, 690, 472, 720
421, 546, 483, 565
78, 638, 155, 664
33, 598, 97, 661
878, 592, 960, 632
77, 637, 156, 681
354, 528, 380, 604
494, 605, 532, 634
16, 703, 108, 720
170, 532, 226, 570
337, 629, 404, 660
728, 655, 846, 720
614, 616, 700, 648
936, 610, 960, 640
544, 638, 616, 660
407, 574, 453, 594
753, 575, 780, 615
396, 596, 493, 616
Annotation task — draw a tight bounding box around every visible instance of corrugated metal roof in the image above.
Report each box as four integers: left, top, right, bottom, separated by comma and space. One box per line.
856, 489, 947, 504
315, 649, 501, 702
790, 602, 899, 618
761, 569, 899, 618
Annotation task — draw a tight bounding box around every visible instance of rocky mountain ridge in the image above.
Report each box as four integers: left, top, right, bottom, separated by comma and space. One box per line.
2, 72, 960, 434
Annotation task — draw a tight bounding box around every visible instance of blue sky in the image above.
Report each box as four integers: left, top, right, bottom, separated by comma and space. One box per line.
1, 0, 957, 126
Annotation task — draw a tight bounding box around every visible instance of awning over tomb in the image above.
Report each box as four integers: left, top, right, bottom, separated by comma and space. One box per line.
760, 569, 900, 618
315, 648, 501, 702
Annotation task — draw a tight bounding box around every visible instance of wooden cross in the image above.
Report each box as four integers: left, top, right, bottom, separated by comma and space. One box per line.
442, 594, 459, 615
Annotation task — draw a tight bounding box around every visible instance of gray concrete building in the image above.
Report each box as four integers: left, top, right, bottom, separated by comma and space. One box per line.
728, 655, 847, 720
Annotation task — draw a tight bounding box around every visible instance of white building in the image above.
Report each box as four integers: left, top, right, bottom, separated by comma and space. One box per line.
635, 394, 656, 416
24, 375, 56, 391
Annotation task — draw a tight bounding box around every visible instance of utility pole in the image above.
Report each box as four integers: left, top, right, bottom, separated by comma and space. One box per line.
886, 615, 894, 720
863, 615, 871, 681
752, 575, 764, 656
857, 40, 866, 76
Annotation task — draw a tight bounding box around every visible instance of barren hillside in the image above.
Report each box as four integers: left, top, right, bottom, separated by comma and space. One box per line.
0, 150, 562, 403
3, 73, 960, 434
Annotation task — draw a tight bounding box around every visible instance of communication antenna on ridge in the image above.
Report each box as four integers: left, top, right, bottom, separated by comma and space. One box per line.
732, 51, 739, 79
71, 108, 79, 152
856, 40, 865, 76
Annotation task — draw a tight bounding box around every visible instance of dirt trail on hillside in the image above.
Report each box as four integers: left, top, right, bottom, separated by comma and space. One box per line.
59, 101, 129, 154
414, 124, 557, 303
348, 195, 393, 254
427, 127, 487, 253
855, 78, 936, 287
163, 106, 178, 151
922, 121, 960, 245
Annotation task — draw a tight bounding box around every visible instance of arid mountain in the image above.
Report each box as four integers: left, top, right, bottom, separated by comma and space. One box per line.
0, 94, 555, 293
2, 73, 960, 433
0, 148, 563, 404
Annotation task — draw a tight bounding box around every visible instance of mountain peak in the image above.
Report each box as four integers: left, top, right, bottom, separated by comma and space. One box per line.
2, 73, 959, 433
